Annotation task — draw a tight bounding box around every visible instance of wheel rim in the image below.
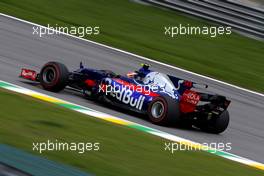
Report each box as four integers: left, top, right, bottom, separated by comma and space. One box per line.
43, 67, 56, 83
151, 101, 165, 119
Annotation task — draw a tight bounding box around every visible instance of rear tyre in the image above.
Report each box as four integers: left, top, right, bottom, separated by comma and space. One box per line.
201, 110, 230, 134
40, 62, 69, 92
148, 96, 181, 125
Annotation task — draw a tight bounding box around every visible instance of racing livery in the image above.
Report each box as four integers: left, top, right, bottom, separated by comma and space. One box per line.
20, 62, 231, 133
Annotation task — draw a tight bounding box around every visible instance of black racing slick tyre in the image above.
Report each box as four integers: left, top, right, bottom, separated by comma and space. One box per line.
202, 110, 230, 134
147, 96, 181, 125
40, 62, 69, 92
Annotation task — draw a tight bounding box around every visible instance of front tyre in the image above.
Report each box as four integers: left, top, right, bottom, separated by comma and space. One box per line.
148, 96, 181, 125
40, 62, 69, 92
202, 110, 230, 134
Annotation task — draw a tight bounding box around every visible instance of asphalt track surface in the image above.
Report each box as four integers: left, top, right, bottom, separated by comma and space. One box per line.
1, 15, 264, 164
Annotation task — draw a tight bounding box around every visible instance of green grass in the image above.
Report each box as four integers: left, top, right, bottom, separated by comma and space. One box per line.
0, 89, 264, 176
0, 0, 263, 92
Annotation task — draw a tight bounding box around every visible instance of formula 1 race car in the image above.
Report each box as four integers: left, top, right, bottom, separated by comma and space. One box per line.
20, 62, 231, 133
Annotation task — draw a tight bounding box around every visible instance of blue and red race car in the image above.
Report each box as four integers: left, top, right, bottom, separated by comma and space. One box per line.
20, 62, 231, 133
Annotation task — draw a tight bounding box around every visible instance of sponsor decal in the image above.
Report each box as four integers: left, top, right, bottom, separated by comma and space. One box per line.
110, 88, 145, 110
182, 90, 200, 105
114, 78, 159, 97
180, 90, 200, 113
